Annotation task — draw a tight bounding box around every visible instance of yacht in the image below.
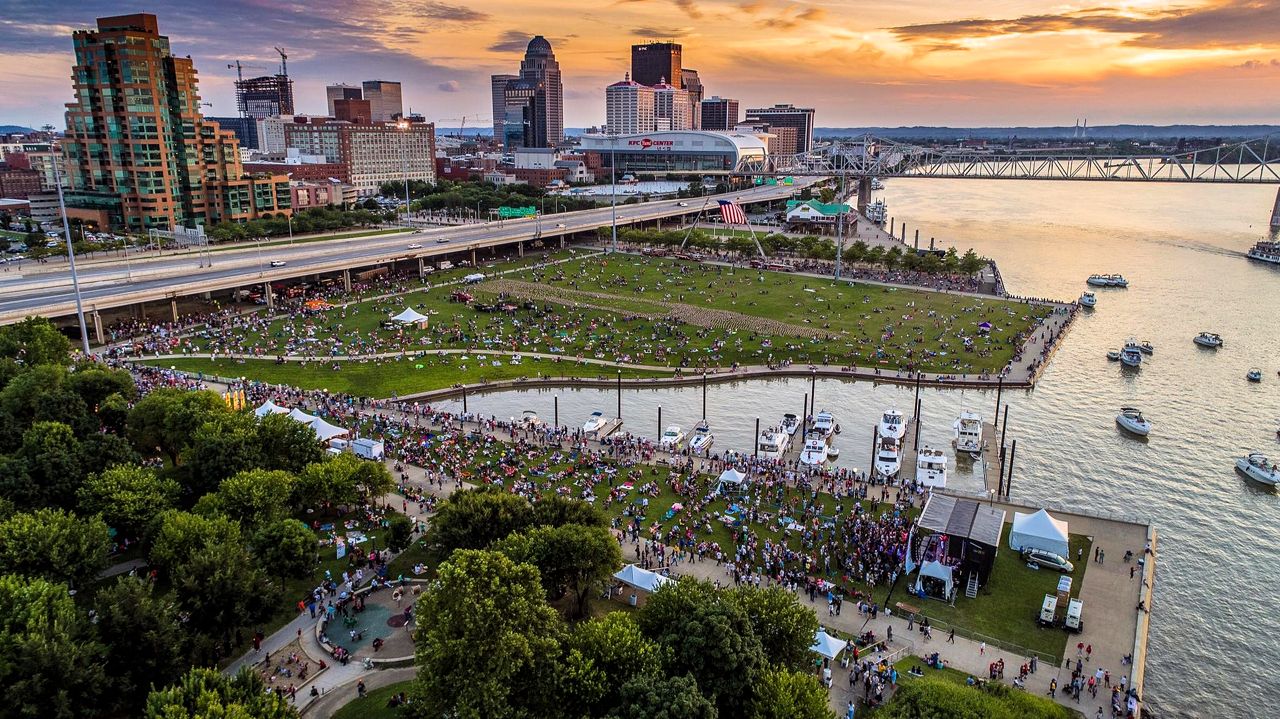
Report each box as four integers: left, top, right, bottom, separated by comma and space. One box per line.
1107, 350, 1121, 361
582, 410, 607, 434
1079, 292, 1097, 308
1247, 368, 1263, 382
878, 408, 906, 440
1246, 240, 1280, 265
1120, 341, 1143, 368
813, 411, 836, 439
520, 410, 545, 429
953, 410, 983, 454
689, 420, 715, 453
757, 427, 790, 460
1086, 274, 1111, 287
1236, 453, 1280, 485
915, 447, 948, 489
1115, 407, 1151, 436
1193, 332, 1223, 348
659, 425, 687, 450
1109, 274, 1129, 288
873, 436, 902, 480
781, 413, 801, 436
799, 430, 829, 466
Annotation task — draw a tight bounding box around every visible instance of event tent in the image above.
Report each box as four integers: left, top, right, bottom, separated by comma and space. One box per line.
287, 408, 316, 424
253, 400, 290, 417
716, 468, 747, 495
913, 560, 955, 600
1009, 509, 1070, 558
391, 308, 429, 324
309, 417, 349, 441
810, 629, 846, 660
613, 564, 672, 593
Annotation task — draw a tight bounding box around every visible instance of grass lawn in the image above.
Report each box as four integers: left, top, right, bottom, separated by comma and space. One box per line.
902, 526, 1090, 664
331, 680, 414, 719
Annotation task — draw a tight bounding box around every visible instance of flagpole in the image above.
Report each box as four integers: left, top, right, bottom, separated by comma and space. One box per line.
679, 197, 711, 251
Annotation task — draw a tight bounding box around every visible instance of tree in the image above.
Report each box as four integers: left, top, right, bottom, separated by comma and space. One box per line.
0, 508, 111, 589
0, 316, 71, 366
0, 574, 107, 719
20, 421, 83, 508
182, 412, 263, 497
567, 613, 665, 716
877, 677, 1071, 719
412, 549, 565, 719
171, 539, 278, 659
605, 674, 717, 719
145, 667, 298, 719
78, 464, 180, 539
959, 248, 985, 275
254, 412, 325, 473
884, 246, 903, 272
78, 431, 142, 476
385, 512, 414, 552
206, 468, 295, 531
749, 668, 835, 719
292, 453, 393, 511
95, 576, 187, 713
532, 494, 608, 529
252, 518, 318, 580
426, 487, 535, 560
725, 585, 819, 670
496, 523, 622, 618
149, 511, 242, 575
67, 365, 135, 410
126, 388, 226, 464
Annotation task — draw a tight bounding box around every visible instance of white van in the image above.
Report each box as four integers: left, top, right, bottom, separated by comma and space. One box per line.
437, 260, 454, 270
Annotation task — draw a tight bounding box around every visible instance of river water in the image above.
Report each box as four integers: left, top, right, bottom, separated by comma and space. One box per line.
430, 180, 1280, 718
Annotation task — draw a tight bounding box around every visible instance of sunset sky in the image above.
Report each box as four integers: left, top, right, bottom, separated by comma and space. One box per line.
2, 0, 1279, 129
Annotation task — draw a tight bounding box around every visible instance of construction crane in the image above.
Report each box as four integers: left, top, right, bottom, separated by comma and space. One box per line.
437, 116, 490, 137
274, 47, 288, 77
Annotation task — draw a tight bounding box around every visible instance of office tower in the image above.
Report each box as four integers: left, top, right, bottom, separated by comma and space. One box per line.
700, 96, 740, 131
494, 37, 563, 149
61, 13, 289, 230
606, 74, 656, 134
236, 74, 294, 119
490, 74, 518, 141
207, 116, 259, 150
333, 99, 373, 124
284, 120, 436, 195
680, 68, 703, 129
326, 84, 362, 116
362, 80, 403, 122
744, 103, 816, 153
652, 81, 690, 131
631, 42, 681, 88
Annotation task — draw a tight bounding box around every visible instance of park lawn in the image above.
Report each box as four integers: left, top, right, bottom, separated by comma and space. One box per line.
905, 526, 1090, 664
141, 355, 673, 397
331, 680, 414, 719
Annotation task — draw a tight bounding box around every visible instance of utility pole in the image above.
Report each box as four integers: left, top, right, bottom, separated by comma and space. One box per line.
44, 125, 90, 355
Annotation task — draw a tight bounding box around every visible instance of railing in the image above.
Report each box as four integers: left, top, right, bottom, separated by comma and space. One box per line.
910, 614, 1061, 667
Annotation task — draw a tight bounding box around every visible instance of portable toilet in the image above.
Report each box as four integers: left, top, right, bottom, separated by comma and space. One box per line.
1038, 594, 1058, 626
1056, 575, 1073, 614
1065, 599, 1084, 633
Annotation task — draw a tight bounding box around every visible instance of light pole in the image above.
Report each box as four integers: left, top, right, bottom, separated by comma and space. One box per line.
287, 214, 293, 244
45, 125, 90, 354
610, 132, 618, 253
397, 120, 411, 229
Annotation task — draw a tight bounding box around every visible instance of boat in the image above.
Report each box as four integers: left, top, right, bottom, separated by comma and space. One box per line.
1247, 368, 1263, 382
1235, 453, 1280, 485
799, 430, 829, 466
878, 408, 906, 441
1109, 274, 1129, 288
659, 425, 686, 450
828, 447, 841, 458
1107, 350, 1121, 361
1138, 341, 1154, 355
1246, 240, 1280, 265
582, 410, 607, 433
520, 410, 545, 428
873, 435, 902, 479
1115, 407, 1151, 436
870, 177, 885, 191
1079, 292, 1097, 308
757, 427, 790, 460
1193, 332, 1223, 348
781, 413, 800, 436
689, 420, 714, 453
953, 410, 983, 454
915, 447, 948, 489
1086, 274, 1111, 287
1120, 341, 1143, 368
813, 411, 835, 439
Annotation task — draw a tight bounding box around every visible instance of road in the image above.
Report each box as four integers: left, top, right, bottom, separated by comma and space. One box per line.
0, 183, 814, 324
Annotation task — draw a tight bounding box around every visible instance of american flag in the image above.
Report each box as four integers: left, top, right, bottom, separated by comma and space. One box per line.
717, 199, 748, 225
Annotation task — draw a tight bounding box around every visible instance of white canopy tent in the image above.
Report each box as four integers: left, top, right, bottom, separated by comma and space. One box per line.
613, 564, 672, 593
309, 417, 349, 441
287, 408, 316, 424
715, 468, 747, 495
1009, 509, 1070, 558
913, 560, 955, 599
810, 629, 846, 660
253, 400, 290, 417
391, 308, 429, 324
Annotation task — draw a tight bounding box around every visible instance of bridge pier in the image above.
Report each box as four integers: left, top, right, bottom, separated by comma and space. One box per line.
471, 248, 477, 266
418, 258, 426, 279
91, 310, 104, 346
170, 298, 178, 323
559, 235, 566, 249
518, 242, 524, 258
264, 282, 274, 310
1271, 187, 1280, 228
856, 176, 872, 213
342, 269, 351, 293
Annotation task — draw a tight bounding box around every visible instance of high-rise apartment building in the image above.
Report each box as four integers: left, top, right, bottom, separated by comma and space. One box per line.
652, 82, 691, 131
631, 42, 681, 88
490, 74, 518, 142
744, 104, 816, 153
236, 74, 294, 119
605, 75, 655, 135
493, 37, 563, 149
284, 120, 436, 195
332, 99, 373, 124
700, 97, 740, 131
61, 13, 289, 230
326, 84, 362, 116
680, 68, 703, 129
362, 80, 403, 122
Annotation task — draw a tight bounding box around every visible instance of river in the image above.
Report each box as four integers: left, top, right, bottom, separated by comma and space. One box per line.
427, 179, 1280, 718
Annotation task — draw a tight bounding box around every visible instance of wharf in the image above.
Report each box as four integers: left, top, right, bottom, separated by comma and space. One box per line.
898, 416, 919, 484
981, 421, 1002, 495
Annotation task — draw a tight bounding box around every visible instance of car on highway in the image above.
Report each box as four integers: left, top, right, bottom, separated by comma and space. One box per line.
435, 238, 450, 244
407, 243, 422, 249
677, 202, 689, 207
555, 223, 566, 228
269, 260, 287, 267
1020, 547, 1074, 573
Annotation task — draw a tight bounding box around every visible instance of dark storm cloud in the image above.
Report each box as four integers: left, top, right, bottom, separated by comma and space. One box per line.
889, 1, 1280, 50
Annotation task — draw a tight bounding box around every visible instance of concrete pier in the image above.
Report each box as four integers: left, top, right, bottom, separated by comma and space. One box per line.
1271, 187, 1280, 228
980, 421, 1001, 495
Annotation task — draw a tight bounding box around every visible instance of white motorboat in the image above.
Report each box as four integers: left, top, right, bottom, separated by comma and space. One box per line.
659, 425, 686, 450
582, 410, 607, 433
878, 408, 906, 441
953, 410, 983, 454
799, 430, 829, 466
781, 413, 801, 436
873, 435, 902, 479
519, 410, 545, 429
1120, 341, 1143, 368
828, 447, 841, 458
1109, 274, 1129, 288
813, 411, 835, 438
1247, 368, 1263, 382
1115, 407, 1151, 436
1079, 292, 1097, 308
757, 427, 790, 460
1236, 453, 1280, 485
1193, 332, 1223, 348
689, 420, 714, 453
1086, 274, 1110, 287
915, 447, 948, 489
1107, 350, 1121, 361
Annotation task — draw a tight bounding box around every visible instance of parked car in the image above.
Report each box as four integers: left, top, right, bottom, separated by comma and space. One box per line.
1021, 548, 1074, 573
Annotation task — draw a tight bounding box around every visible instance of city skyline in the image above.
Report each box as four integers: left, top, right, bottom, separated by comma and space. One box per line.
2, 0, 1279, 129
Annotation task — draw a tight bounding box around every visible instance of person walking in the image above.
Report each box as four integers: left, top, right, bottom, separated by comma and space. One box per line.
947, 628, 955, 643
1049, 678, 1057, 698
979, 641, 986, 656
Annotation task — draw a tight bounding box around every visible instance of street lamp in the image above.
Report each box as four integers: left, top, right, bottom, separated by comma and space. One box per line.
44, 124, 90, 355
397, 120, 411, 229
287, 213, 293, 244
609, 132, 618, 253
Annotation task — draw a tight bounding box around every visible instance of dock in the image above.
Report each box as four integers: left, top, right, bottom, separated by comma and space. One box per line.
898, 416, 919, 484
981, 421, 1002, 494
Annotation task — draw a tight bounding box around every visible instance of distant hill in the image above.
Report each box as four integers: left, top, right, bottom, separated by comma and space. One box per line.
0, 125, 37, 135
815, 125, 1280, 141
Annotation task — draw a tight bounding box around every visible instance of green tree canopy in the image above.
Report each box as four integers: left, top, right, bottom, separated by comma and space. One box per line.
426, 487, 535, 560
567, 612, 666, 716
67, 365, 136, 410
77, 464, 180, 539
254, 412, 326, 473
0, 508, 111, 589
0, 317, 72, 366
182, 412, 263, 497
725, 584, 819, 671
206, 468, 296, 531
385, 512, 414, 552
291, 452, 393, 511
171, 539, 278, 658
749, 668, 835, 719
532, 493, 609, 529
19, 421, 83, 508
145, 667, 298, 719
252, 518, 318, 580
496, 522, 622, 617
878, 677, 1072, 719
126, 388, 226, 464
149, 510, 243, 575
605, 674, 718, 719
95, 576, 187, 714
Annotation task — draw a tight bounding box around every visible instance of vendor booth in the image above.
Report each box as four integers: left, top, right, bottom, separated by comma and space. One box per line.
1009, 509, 1070, 558
715, 468, 748, 497
911, 493, 1006, 596
613, 564, 672, 606
253, 400, 290, 417
913, 560, 956, 601
390, 308, 430, 327
810, 628, 846, 661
